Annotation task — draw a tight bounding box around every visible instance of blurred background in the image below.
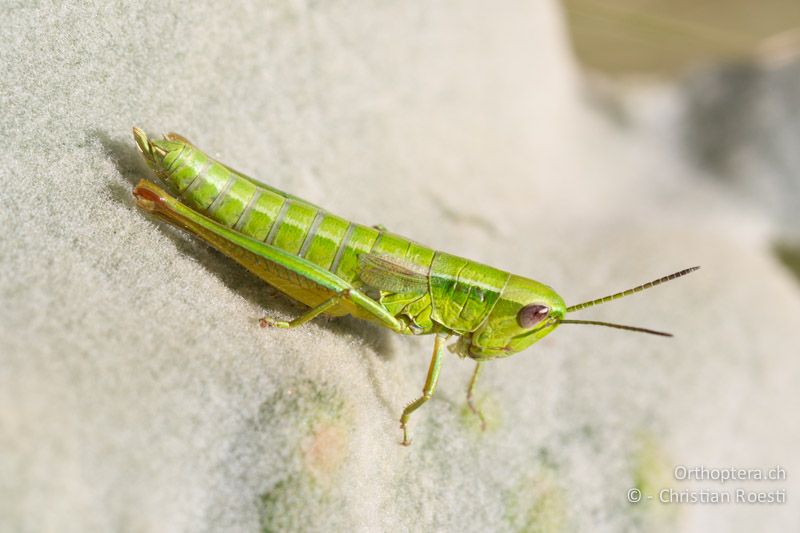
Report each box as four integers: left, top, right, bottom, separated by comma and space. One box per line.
563, 0, 800, 276
564, 0, 800, 75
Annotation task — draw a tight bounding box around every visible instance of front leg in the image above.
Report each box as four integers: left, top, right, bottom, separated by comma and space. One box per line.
400, 333, 445, 446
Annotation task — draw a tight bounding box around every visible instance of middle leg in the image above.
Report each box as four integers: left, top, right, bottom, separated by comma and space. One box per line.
260, 290, 349, 329
400, 333, 445, 446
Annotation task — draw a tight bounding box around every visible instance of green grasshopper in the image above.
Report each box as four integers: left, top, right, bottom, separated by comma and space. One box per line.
131, 128, 698, 445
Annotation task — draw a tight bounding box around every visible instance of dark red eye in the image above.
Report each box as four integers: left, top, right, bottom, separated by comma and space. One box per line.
517, 304, 550, 328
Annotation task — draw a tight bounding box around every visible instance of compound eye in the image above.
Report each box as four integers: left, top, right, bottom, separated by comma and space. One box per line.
517, 304, 550, 328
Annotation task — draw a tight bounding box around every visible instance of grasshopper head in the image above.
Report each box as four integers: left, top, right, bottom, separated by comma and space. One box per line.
464, 275, 565, 360
457, 267, 700, 360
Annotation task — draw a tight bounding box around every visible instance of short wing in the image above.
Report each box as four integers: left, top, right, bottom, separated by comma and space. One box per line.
358, 253, 429, 294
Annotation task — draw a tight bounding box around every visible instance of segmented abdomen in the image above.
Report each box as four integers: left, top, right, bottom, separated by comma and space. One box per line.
161, 144, 436, 285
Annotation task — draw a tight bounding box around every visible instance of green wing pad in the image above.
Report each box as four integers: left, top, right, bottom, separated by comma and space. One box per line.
357, 252, 435, 332
358, 253, 429, 294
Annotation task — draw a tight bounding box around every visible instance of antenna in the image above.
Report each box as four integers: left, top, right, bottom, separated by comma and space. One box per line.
559, 319, 672, 337
566, 266, 699, 313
